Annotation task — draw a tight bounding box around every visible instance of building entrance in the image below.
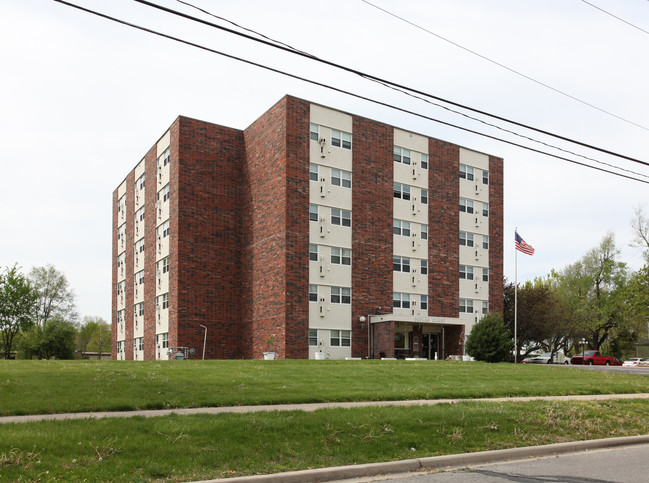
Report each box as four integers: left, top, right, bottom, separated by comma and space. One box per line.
422, 333, 439, 360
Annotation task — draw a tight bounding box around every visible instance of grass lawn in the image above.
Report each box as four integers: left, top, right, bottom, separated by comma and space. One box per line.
2, 360, 649, 481
1, 359, 648, 416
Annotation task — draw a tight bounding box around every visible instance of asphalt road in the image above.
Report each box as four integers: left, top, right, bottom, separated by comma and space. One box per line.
357, 443, 649, 483
559, 364, 649, 376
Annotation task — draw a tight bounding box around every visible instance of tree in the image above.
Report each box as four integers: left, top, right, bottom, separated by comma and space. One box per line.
0, 265, 38, 359
631, 206, 649, 263
466, 312, 513, 363
78, 316, 110, 356
556, 232, 627, 351
19, 314, 77, 359
29, 264, 77, 326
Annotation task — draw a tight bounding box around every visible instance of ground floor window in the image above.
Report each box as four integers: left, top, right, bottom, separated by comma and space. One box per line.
309, 329, 318, 346
330, 329, 351, 347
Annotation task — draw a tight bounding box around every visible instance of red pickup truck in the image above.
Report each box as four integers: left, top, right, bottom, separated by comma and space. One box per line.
570, 350, 618, 365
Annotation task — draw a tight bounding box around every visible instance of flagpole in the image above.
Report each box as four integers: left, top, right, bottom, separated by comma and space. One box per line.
514, 227, 518, 364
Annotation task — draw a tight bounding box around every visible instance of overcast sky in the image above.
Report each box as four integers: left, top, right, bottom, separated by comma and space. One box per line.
1, 0, 647, 323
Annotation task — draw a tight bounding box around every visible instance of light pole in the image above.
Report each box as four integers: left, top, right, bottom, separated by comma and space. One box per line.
200, 325, 207, 360
581, 338, 586, 359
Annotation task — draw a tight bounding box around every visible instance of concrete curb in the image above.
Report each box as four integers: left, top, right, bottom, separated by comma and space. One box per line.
3, 393, 649, 424
194, 435, 649, 483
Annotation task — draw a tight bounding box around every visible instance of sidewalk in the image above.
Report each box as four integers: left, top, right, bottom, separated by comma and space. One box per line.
3, 392, 649, 423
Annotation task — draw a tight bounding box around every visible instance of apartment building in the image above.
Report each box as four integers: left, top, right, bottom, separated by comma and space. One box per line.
112, 95, 503, 360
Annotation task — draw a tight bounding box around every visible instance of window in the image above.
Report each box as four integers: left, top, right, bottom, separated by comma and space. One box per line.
117, 341, 123, 353
309, 163, 318, 181
331, 286, 351, 304
158, 220, 169, 238
135, 270, 144, 286
135, 207, 145, 222
393, 292, 410, 309
420, 153, 429, 169
331, 129, 352, 149
161, 184, 170, 202
482, 203, 489, 218
331, 208, 351, 227
393, 146, 411, 165
482, 235, 490, 250
137, 174, 146, 190
420, 188, 428, 205
460, 265, 474, 280
138, 337, 144, 351
309, 329, 318, 347
331, 247, 351, 265
393, 256, 411, 273
331, 168, 351, 188
163, 147, 171, 167
482, 268, 489, 282
393, 219, 410, 236
138, 302, 144, 316
459, 164, 474, 180
309, 244, 318, 262
420, 224, 428, 240
309, 284, 318, 302
420, 295, 428, 310
160, 257, 170, 274
160, 332, 169, 348
309, 204, 318, 222
420, 259, 428, 275
393, 182, 411, 200
482, 301, 489, 314
460, 231, 474, 247
331, 329, 351, 347
162, 293, 169, 310
482, 170, 489, 185
460, 198, 474, 214
310, 123, 319, 141
117, 282, 123, 296
135, 239, 145, 254
460, 299, 474, 313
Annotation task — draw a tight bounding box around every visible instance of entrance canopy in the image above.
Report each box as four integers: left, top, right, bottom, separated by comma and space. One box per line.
369, 314, 463, 326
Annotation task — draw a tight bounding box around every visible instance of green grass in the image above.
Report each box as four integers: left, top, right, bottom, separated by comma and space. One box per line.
1, 359, 648, 416
2, 399, 649, 481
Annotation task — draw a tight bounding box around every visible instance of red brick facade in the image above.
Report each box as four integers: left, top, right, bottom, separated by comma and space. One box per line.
112, 95, 504, 360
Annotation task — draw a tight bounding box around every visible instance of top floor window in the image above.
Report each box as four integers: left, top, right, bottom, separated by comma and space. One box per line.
482, 170, 489, 185
459, 164, 474, 181
393, 146, 411, 165
331, 129, 352, 150
136, 174, 145, 190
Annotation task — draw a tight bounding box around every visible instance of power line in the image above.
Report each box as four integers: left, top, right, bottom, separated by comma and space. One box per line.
129, 0, 649, 168
362, 0, 649, 132
581, 0, 649, 36
51, 0, 649, 185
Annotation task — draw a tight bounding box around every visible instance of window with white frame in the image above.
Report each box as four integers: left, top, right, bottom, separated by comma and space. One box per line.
162, 184, 170, 202
117, 340, 123, 354
309, 163, 318, 181
309, 284, 318, 302
331, 247, 351, 265
136, 302, 144, 316
331, 129, 352, 149
330, 286, 351, 304
161, 293, 169, 310
393, 256, 411, 273
158, 220, 169, 239
420, 224, 428, 240
482, 300, 489, 314
460, 299, 474, 313
459, 265, 474, 280
135, 270, 144, 286
482, 268, 489, 282
420, 188, 428, 204
330, 329, 351, 347
137, 174, 146, 190
135, 239, 145, 254
309, 329, 318, 346
331, 168, 351, 188
393, 182, 411, 200
420, 153, 429, 169
135, 206, 145, 222
393, 146, 411, 165
420, 295, 428, 310
459, 164, 474, 180
117, 310, 124, 325
331, 208, 351, 227
393, 219, 411, 236
310, 123, 319, 141
309, 243, 318, 262
460, 198, 474, 214
117, 253, 124, 269
309, 204, 318, 222
482, 170, 489, 185
482, 235, 490, 250
460, 231, 474, 247
138, 337, 144, 351
482, 202, 489, 217
159, 256, 170, 274
420, 259, 428, 275
118, 195, 125, 213
393, 292, 410, 309
158, 332, 169, 348
117, 281, 123, 296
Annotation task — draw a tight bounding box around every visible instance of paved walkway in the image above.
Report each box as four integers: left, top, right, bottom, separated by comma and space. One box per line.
3, 392, 649, 424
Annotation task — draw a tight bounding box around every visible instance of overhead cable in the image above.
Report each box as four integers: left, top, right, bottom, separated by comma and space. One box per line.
52, 0, 649, 185
581, 0, 649, 36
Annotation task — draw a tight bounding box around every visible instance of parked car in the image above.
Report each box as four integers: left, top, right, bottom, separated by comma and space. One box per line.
520, 352, 568, 364
622, 358, 645, 367
570, 350, 617, 365
611, 358, 624, 366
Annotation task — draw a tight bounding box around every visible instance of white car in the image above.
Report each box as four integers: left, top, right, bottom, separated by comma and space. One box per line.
622, 358, 645, 367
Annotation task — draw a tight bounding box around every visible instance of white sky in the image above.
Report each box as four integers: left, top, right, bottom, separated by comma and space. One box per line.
1, 0, 647, 322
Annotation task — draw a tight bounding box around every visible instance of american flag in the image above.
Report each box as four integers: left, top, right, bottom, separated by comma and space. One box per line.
515, 231, 535, 255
